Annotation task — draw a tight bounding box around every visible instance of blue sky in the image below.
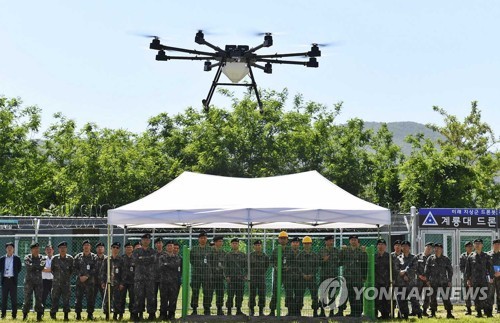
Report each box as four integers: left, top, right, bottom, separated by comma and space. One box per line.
1, 1, 499, 139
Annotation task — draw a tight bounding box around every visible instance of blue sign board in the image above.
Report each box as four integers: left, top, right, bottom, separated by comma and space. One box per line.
418, 208, 499, 229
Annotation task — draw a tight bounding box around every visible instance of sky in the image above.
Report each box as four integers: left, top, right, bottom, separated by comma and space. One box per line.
1, 0, 499, 138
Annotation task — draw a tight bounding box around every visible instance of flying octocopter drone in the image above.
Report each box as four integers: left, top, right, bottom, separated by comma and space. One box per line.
144, 30, 327, 113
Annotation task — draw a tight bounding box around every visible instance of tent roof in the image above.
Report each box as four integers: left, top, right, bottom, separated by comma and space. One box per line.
108, 171, 390, 228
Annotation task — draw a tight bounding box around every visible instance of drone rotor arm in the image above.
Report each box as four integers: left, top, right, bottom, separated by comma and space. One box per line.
156, 55, 218, 61
254, 52, 310, 59
156, 44, 219, 57
255, 58, 308, 66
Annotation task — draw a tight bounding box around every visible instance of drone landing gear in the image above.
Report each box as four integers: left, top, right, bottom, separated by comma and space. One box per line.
203, 63, 263, 114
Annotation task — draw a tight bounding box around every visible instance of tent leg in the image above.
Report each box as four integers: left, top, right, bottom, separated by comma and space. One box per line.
247, 222, 252, 314
389, 224, 394, 319
106, 225, 112, 318
188, 226, 193, 248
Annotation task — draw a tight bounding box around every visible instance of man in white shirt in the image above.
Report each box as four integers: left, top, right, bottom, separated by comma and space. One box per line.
42, 245, 54, 310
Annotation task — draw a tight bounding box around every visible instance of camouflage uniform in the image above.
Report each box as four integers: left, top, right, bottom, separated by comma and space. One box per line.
424, 254, 453, 312
209, 247, 226, 312
375, 251, 391, 319
465, 251, 494, 316
120, 253, 135, 314
159, 252, 182, 319
415, 252, 431, 314
487, 250, 500, 313
189, 244, 212, 313
224, 250, 247, 312
269, 245, 294, 313
50, 254, 74, 316
459, 251, 473, 311
153, 249, 163, 316
94, 254, 107, 308
74, 252, 98, 316
100, 255, 124, 316
318, 245, 339, 313
132, 247, 156, 316
393, 253, 418, 318
297, 249, 319, 314
23, 254, 46, 317
339, 246, 367, 317
249, 250, 269, 312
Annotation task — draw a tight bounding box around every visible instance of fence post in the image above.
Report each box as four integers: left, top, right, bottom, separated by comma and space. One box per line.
363, 245, 376, 319
276, 245, 282, 317
181, 246, 190, 318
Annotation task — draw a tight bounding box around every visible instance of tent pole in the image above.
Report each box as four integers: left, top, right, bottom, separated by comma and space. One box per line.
123, 226, 127, 249
188, 226, 193, 248
247, 219, 251, 310
106, 224, 112, 318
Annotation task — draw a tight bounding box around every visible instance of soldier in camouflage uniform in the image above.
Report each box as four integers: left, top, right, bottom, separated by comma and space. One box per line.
100, 242, 124, 321
488, 239, 500, 314
208, 236, 226, 315
286, 236, 302, 316
423, 243, 454, 318
158, 240, 182, 320
23, 242, 45, 321
268, 231, 293, 316
120, 241, 135, 318
415, 242, 433, 316
224, 238, 247, 316
375, 239, 390, 320
132, 233, 157, 321
297, 236, 319, 317
459, 241, 474, 315
190, 231, 212, 315
94, 242, 107, 310
74, 239, 98, 321
50, 241, 74, 321
393, 240, 417, 320
318, 235, 339, 317
338, 235, 367, 318
465, 238, 494, 317
249, 240, 269, 316
153, 237, 164, 317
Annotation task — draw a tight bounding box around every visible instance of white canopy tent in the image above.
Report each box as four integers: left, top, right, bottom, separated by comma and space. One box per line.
108, 171, 390, 227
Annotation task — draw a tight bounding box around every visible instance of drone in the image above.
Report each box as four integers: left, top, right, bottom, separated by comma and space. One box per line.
147, 31, 323, 113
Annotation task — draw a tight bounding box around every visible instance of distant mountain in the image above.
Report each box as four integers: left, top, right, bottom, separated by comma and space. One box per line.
363, 121, 443, 155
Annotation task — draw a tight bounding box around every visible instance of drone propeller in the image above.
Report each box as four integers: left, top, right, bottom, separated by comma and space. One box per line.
196, 28, 222, 36
312, 41, 341, 48
250, 30, 286, 37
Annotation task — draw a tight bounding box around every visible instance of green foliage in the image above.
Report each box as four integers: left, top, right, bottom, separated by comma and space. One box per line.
0, 94, 498, 216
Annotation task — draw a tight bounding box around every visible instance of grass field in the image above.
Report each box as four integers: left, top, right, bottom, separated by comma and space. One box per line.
15, 305, 499, 322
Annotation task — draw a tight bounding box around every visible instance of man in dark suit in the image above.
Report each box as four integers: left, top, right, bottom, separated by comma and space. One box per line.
0, 242, 23, 319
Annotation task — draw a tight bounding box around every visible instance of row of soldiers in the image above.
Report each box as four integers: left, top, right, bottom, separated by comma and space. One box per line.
8, 233, 183, 321
375, 238, 500, 320
190, 230, 368, 318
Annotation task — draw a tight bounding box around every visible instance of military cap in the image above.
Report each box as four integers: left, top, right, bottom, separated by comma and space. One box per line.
393, 240, 402, 245
493, 239, 500, 244
133, 241, 141, 247
434, 243, 443, 248
141, 233, 152, 239
464, 241, 473, 247
324, 235, 334, 241
111, 242, 121, 248
30, 242, 40, 249
173, 242, 180, 247
425, 242, 435, 247
213, 236, 224, 242
82, 240, 91, 246
165, 240, 175, 245
231, 238, 239, 243
290, 237, 300, 242
401, 240, 411, 247
5, 242, 14, 248
95, 242, 105, 248
198, 231, 207, 238
349, 235, 359, 240
154, 237, 163, 243
254, 240, 262, 245
474, 239, 483, 244
57, 241, 68, 248
124, 242, 133, 248
377, 239, 387, 245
